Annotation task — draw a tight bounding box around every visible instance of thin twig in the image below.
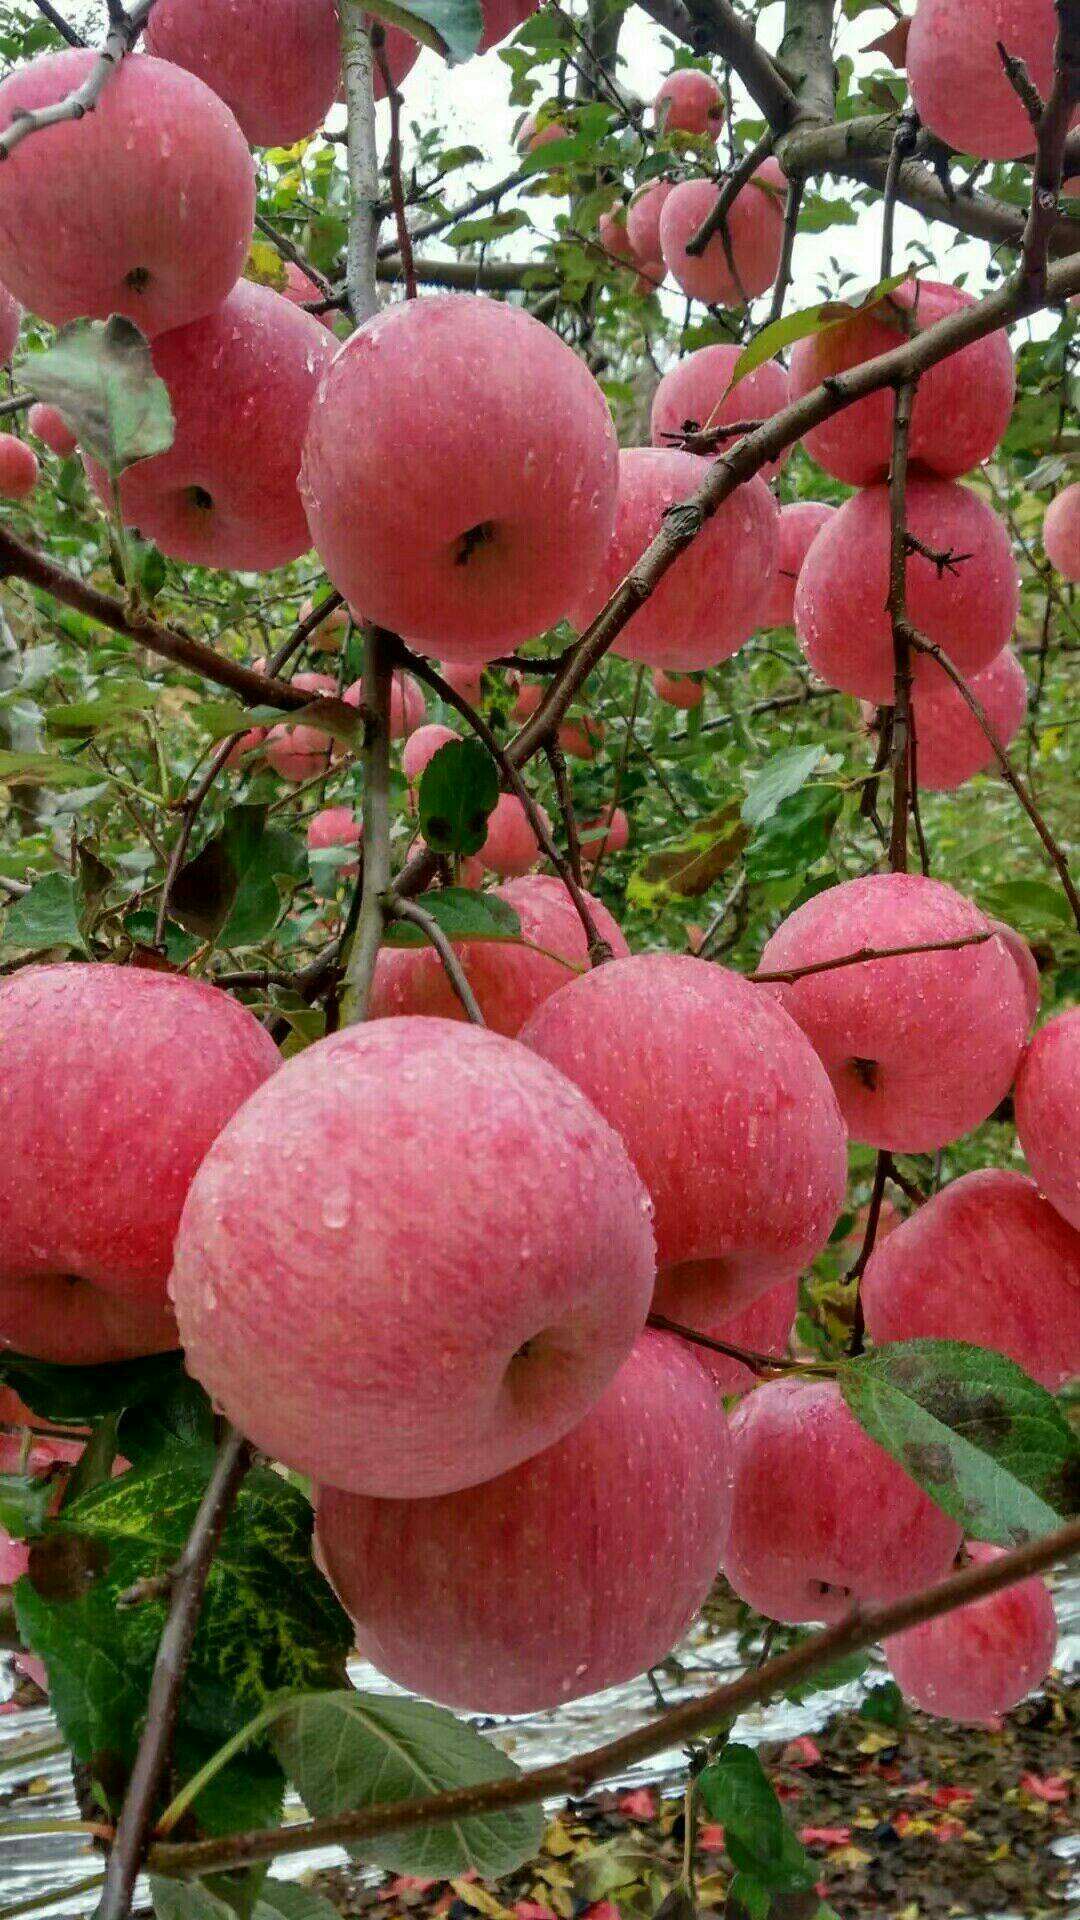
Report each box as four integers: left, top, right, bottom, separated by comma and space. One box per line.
545, 736, 583, 888
0, 0, 154, 159
28, 0, 85, 46
887, 375, 917, 872
684, 131, 773, 256
93, 1425, 251, 1920
766, 176, 802, 323
385, 895, 486, 1023
373, 27, 417, 301
647, 1310, 826, 1376
148, 1517, 1080, 1880
254, 213, 332, 296
847, 1150, 890, 1355
752, 929, 991, 984
342, 626, 394, 1024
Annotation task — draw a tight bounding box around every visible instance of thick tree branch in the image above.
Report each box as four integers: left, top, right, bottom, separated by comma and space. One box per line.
149, 1517, 1080, 1880
1020, 0, 1080, 299
340, 1, 382, 325
641, 0, 799, 133
778, 0, 836, 124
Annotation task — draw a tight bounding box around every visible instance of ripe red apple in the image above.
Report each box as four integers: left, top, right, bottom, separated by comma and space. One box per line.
521, 953, 847, 1320
0, 281, 19, 363
0, 965, 278, 1364
477, 793, 551, 877
579, 805, 629, 860
402, 721, 458, 787
723, 1377, 962, 1623
627, 180, 673, 263
653, 69, 724, 139
88, 280, 335, 571
170, 1017, 657, 1496
659, 160, 786, 306
145, 0, 341, 146
1043, 482, 1080, 580
568, 447, 778, 669
909, 647, 1028, 791
653, 670, 703, 708
908, 0, 1070, 159
438, 660, 487, 707
1015, 1008, 1080, 1230
265, 670, 338, 782
558, 713, 604, 759
299, 595, 350, 650
301, 294, 619, 658
984, 918, 1039, 1028
370, 872, 627, 1034
315, 1330, 732, 1712
884, 1544, 1057, 1725
513, 681, 543, 722
689, 1278, 798, 1395
794, 478, 1019, 702
307, 807, 362, 876
599, 203, 636, 264
283, 264, 337, 330
0, 52, 254, 335
516, 111, 569, 153
0, 433, 37, 499
650, 344, 790, 481
863, 1169, 1080, 1392
759, 874, 1029, 1151
788, 282, 1015, 485
759, 501, 836, 628
27, 403, 77, 457
478, 0, 537, 50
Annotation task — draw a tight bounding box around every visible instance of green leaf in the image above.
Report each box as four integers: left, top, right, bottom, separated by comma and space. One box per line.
796, 193, 860, 232
0, 1473, 54, 1541
0, 872, 89, 958
366, 0, 483, 62
26, 316, 174, 477
447, 209, 530, 247
698, 1745, 816, 1896
745, 786, 842, 884
45, 682, 158, 740
117, 1372, 215, 1465
0, 1350, 192, 1425
171, 805, 268, 942
979, 878, 1071, 932
742, 745, 826, 828
254, 1882, 342, 1920
152, 1879, 234, 1920
383, 887, 522, 946
627, 801, 748, 911
418, 738, 500, 857
0, 749, 105, 789
274, 1690, 543, 1876
838, 1340, 1079, 1544
16, 1457, 351, 1805
727, 272, 911, 390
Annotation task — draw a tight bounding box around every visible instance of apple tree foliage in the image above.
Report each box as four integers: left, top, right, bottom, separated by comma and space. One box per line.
0, 0, 1076, 1915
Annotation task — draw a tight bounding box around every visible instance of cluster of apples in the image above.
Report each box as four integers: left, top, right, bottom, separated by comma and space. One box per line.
3, 853, 1075, 1721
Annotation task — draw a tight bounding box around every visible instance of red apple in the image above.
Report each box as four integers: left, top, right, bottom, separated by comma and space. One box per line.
265, 670, 339, 782
0, 52, 253, 335
908, 0, 1070, 159
599, 203, 636, 263
145, 0, 341, 146
758, 501, 836, 628
863, 1169, 1080, 1392
27, 403, 77, 457
1015, 1008, 1080, 1230
1043, 482, 1080, 580
369, 872, 627, 1035
659, 160, 785, 306
517, 111, 569, 153
307, 806, 362, 876
558, 713, 604, 759
579, 805, 629, 860
723, 1377, 962, 1622
788, 281, 1014, 486
760, 874, 1028, 1151
299, 595, 350, 649
170, 1017, 657, 1496
0, 281, 19, 364
568, 447, 778, 669
88, 280, 335, 571
301, 294, 619, 658
650, 344, 790, 482
315, 1331, 732, 1711
401, 722, 458, 788
884, 1544, 1057, 1725
477, 793, 551, 877
521, 953, 848, 1320
909, 647, 1028, 791
794, 478, 1019, 702
653, 69, 724, 139
0, 965, 278, 1364
987, 917, 1040, 1029
282, 264, 337, 330
0, 433, 37, 499
690, 1278, 798, 1395
653, 670, 703, 709
478, 0, 537, 49
627, 180, 673, 263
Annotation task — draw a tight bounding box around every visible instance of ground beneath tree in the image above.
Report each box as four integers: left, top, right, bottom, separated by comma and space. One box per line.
314, 1680, 1077, 1920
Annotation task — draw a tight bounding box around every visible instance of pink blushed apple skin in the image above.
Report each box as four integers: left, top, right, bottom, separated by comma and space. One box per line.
438, 660, 486, 706
301, 295, 619, 658
759, 501, 836, 628
521, 953, 848, 1319
402, 722, 457, 787
653, 670, 702, 708
517, 112, 569, 153
599, 205, 636, 264
987, 919, 1040, 1030
146, 0, 341, 145
0, 435, 37, 500
653, 70, 724, 139
265, 670, 338, 781
651, 345, 790, 483
27, 404, 77, 458
863, 1170, 1080, 1392
789, 282, 1015, 486
170, 1018, 656, 1497
1015, 1008, 1080, 1231
88, 281, 335, 572
478, 793, 552, 878
579, 805, 629, 860
884, 1545, 1057, 1725
0, 283, 19, 364
794, 479, 1019, 703
1043, 483, 1080, 580
760, 874, 1029, 1153
659, 161, 785, 306
908, 0, 1070, 160
910, 648, 1028, 791
0, 52, 254, 336
569, 448, 779, 670
315, 1331, 731, 1712
307, 807, 362, 877
627, 180, 673, 264
723, 1377, 962, 1624
283, 266, 337, 332
369, 873, 627, 1035
0, 965, 279, 1364
478, 0, 537, 50
691, 1279, 798, 1395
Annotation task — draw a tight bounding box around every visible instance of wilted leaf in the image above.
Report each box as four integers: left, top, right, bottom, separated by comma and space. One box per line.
628, 802, 748, 910
0, 749, 106, 789
27, 316, 174, 476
